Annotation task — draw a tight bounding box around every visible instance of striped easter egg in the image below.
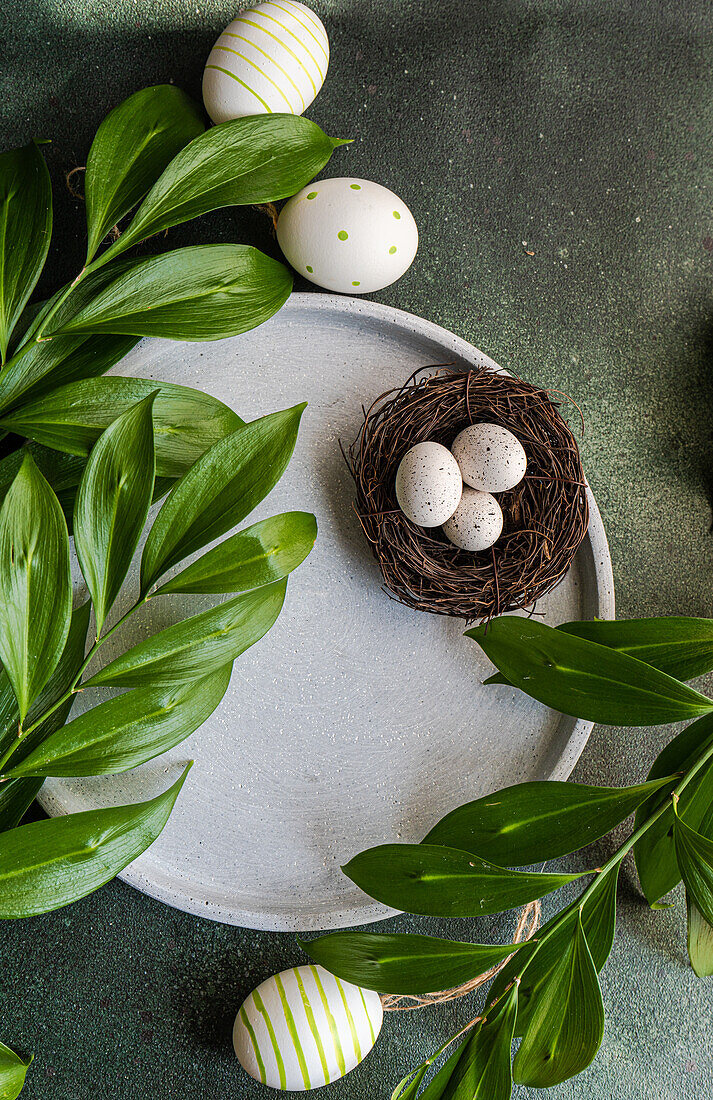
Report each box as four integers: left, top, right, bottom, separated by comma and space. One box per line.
203, 1, 329, 124
233, 964, 383, 1091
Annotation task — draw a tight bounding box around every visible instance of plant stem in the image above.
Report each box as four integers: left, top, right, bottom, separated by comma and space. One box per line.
0, 594, 151, 775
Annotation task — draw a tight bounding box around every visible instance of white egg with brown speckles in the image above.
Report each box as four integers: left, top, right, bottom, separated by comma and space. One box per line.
451, 423, 527, 493
442, 488, 503, 551
395, 442, 462, 527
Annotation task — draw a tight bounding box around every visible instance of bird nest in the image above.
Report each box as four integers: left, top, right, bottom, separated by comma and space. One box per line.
345, 366, 589, 620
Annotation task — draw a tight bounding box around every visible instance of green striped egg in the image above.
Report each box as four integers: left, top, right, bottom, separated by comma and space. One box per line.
203, 1, 329, 124
233, 964, 383, 1091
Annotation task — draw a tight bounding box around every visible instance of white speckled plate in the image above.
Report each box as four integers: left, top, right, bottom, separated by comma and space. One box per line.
37, 295, 614, 932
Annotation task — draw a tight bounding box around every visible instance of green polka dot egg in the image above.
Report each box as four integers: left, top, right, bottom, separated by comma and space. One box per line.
233, 963, 383, 1091
276, 177, 418, 293
203, 1, 329, 123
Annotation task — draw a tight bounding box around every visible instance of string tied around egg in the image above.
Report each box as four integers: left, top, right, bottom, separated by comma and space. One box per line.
380, 898, 541, 1013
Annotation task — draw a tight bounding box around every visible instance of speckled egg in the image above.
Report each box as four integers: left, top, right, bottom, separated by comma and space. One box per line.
276, 177, 418, 293
395, 442, 462, 527
442, 488, 504, 551
233, 964, 383, 1091
203, 1, 329, 123
451, 423, 527, 493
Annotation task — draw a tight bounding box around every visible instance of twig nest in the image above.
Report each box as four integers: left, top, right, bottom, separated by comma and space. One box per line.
345, 367, 589, 620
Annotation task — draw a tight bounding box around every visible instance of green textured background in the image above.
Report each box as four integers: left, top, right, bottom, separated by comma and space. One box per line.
1, 1, 713, 1097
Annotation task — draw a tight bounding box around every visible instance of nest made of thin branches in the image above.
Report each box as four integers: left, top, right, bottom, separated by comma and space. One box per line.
345, 366, 589, 620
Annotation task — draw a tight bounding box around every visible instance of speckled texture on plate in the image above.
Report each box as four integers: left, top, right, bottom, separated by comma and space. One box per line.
2, 0, 713, 1097
37, 296, 614, 931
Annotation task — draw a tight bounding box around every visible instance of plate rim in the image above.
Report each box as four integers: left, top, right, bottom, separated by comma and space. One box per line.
37, 292, 615, 931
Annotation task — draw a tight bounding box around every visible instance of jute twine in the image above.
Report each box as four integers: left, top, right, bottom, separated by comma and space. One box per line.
380, 899, 540, 1013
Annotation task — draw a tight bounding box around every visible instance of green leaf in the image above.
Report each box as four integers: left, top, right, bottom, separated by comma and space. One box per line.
85, 85, 204, 262
687, 895, 713, 977
0, 142, 52, 360
51, 244, 292, 342
0, 453, 71, 719
0, 779, 43, 832
101, 114, 346, 260
155, 511, 317, 596
142, 405, 305, 592
74, 393, 157, 635
439, 983, 518, 1100
0, 332, 138, 415
467, 617, 713, 726
9, 666, 232, 778
673, 807, 713, 926
558, 617, 713, 682
83, 579, 286, 689
634, 713, 713, 905
0, 603, 92, 764
512, 912, 604, 1088
423, 776, 674, 866
0, 376, 242, 478
0, 1039, 32, 1100
390, 1033, 467, 1100
0, 604, 91, 807
297, 932, 521, 995
0, 765, 190, 918
342, 843, 584, 918
488, 863, 619, 1037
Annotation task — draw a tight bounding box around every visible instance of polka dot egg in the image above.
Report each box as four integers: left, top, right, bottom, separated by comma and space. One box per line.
276, 177, 418, 293
233, 964, 383, 1091
203, 1, 329, 123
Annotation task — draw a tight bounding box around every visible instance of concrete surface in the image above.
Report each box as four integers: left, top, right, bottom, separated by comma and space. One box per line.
0, 1, 712, 1097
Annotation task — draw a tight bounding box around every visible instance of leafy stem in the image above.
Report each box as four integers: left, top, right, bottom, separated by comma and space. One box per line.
0, 593, 151, 775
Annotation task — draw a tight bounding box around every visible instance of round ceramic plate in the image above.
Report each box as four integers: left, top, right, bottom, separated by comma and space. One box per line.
38, 295, 614, 932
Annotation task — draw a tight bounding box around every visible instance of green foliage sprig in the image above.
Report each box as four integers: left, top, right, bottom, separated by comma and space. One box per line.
0, 84, 337, 1095
0, 83, 346, 513
301, 615, 713, 1097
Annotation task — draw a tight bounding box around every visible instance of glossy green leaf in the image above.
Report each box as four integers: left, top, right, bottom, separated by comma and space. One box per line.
85, 84, 204, 262
0, 454, 71, 719
687, 895, 713, 977
155, 511, 317, 596
51, 245, 292, 342
342, 843, 584, 918
101, 114, 347, 259
83, 579, 286, 689
0, 142, 52, 360
0, 1039, 32, 1100
512, 912, 604, 1088
438, 983, 518, 1100
558, 617, 713, 682
0, 779, 43, 832
488, 863, 619, 1037
0, 765, 190, 918
0, 376, 242, 478
467, 617, 713, 726
142, 405, 305, 592
423, 776, 674, 866
417, 1039, 470, 1100
10, 666, 232, 778
0, 332, 138, 415
74, 393, 156, 635
297, 932, 521, 995
0, 603, 92, 764
390, 1033, 468, 1100
673, 808, 713, 926
634, 713, 713, 905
